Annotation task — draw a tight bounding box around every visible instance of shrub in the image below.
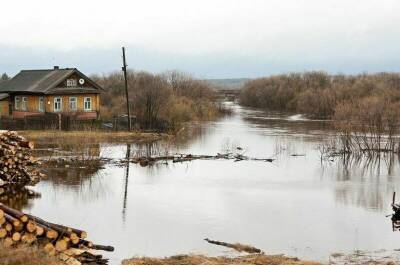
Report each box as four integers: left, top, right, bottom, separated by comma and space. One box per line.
93, 70, 226, 131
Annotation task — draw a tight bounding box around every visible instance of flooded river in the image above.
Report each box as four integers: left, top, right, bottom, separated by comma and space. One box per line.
14, 102, 400, 264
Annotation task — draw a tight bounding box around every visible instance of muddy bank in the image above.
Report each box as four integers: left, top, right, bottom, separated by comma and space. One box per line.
19, 130, 171, 144
122, 254, 321, 265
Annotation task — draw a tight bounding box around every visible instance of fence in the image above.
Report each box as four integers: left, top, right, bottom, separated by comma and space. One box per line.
0, 113, 136, 131
0, 111, 173, 132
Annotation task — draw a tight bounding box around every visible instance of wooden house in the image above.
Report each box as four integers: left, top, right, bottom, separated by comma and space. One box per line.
0, 67, 103, 119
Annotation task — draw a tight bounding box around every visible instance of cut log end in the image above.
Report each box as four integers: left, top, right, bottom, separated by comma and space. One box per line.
80, 231, 87, 239
0, 228, 7, 238
46, 229, 59, 239
12, 232, 21, 242
26, 220, 36, 233
44, 242, 56, 256
3, 237, 14, 247
35, 225, 44, 236
55, 239, 69, 252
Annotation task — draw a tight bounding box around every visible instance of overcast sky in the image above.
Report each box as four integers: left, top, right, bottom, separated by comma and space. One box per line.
1, 0, 400, 78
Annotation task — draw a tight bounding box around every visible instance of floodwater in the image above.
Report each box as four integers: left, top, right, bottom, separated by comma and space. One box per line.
12, 102, 400, 264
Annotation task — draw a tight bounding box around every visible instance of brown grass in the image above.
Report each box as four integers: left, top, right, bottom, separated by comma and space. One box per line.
0, 245, 62, 265
18, 130, 171, 143
122, 254, 322, 265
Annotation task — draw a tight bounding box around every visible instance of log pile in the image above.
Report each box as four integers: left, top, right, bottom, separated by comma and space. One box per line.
0, 184, 41, 210
0, 131, 44, 185
0, 203, 113, 264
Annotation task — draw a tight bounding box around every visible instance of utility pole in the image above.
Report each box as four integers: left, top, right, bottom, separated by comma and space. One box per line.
122, 47, 132, 131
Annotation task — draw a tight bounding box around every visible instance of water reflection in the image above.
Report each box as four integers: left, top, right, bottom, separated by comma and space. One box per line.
0, 185, 41, 210
122, 144, 131, 221
322, 154, 400, 181
318, 154, 400, 211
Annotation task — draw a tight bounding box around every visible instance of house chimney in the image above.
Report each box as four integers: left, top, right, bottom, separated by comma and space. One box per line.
54, 66, 59, 70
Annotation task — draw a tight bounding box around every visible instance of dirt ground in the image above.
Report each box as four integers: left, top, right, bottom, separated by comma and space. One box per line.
122, 254, 322, 265
0, 245, 62, 265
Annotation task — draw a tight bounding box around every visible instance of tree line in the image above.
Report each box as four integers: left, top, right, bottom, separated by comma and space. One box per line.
239, 71, 400, 119
0, 73, 9, 84
92, 70, 228, 131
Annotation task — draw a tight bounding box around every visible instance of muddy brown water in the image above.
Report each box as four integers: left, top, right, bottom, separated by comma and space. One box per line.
13, 102, 400, 264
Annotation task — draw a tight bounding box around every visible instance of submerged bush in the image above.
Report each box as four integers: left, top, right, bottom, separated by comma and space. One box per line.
334, 97, 400, 154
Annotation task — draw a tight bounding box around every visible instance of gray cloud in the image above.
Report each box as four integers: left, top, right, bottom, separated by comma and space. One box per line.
1, 0, 400, 78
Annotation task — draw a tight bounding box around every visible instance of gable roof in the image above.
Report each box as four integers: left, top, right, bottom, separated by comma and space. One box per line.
0, 93, 9, 100
0, 68, 103, 94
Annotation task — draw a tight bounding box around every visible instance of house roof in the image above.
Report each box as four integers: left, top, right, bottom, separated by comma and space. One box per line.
0, 93, 9, 100
0, 68, 103, 94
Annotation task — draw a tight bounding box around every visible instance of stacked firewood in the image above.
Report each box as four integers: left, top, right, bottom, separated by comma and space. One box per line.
0, 131, 44, 185
0, 203, 113, 264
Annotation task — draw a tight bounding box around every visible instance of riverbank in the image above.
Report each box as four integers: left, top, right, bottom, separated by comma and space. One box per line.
122, 254, 321, 265
0, 246, 323, 265
18, 130, 171, 144
4, 244, 400, 265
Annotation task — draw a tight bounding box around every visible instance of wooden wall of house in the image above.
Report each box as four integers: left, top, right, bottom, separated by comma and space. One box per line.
12, 94, 100, 113
44, 94, 99, 113
57, 72, 96, 89
0, 100, 9, 117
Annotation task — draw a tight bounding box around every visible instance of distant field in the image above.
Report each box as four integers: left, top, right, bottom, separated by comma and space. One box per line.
205, 78, 250, 90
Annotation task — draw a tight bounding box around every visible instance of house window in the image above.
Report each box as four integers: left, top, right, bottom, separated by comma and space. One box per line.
84, 97, 91, 111
14, 97, 20, 110
21, 97, 27, 111
39, 97, 44, 112
66, 79, 77, 87
54, 97, 62, 112
69, 97, 77, 111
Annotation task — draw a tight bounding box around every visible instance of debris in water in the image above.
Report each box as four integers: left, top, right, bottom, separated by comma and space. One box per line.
204, 238, 263, 254
129, 153, 275, 167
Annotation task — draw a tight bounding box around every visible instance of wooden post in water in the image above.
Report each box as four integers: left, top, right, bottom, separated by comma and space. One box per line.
122, 47, 132, 131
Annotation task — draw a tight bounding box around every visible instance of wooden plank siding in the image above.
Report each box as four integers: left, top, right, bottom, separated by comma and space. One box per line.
44, 94, 99, 113
0, 100, 9, 117
9, 94, 100, 119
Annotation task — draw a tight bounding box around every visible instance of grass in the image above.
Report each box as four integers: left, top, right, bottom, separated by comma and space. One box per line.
19, 130, 171, 144
122, 254, 322, 265
0, 245, 62, 265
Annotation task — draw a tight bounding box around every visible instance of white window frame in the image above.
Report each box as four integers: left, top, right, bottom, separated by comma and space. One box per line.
38, 96, 44, 112
66, 79, 77, 87
21, 97, 28, 111
84, 97, 92, 111
69, 97, 77, 111
14, 96, 20, 110
54, 97, 62, 112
